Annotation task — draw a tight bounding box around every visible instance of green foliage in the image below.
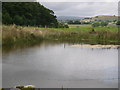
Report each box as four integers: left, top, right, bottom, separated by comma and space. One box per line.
116, 21, 120, 25
2, 2, 58, 27
73, 20, 81, 24
58, 23, 69, 28
92, 22, 100, 27
64, 24, 69, 28
68, 20, 81, 24
100, 21, 108, 27
13, 15, 24, 25
2, 12, 12, 24
68, 20, 74, 24
92, 21, 108, 27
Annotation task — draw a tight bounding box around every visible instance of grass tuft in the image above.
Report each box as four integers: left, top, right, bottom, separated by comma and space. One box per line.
2, 24, 120, 46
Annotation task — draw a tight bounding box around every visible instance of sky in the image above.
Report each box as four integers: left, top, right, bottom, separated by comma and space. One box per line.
38, 0, 119, 2
39, 1, 118, 17
2, 0, 119, 17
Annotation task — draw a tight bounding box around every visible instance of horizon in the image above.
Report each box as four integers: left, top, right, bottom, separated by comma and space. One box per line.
56, 15, 118, 17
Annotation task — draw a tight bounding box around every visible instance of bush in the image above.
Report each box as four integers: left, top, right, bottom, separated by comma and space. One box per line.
100, 21, 108, 27
116, 21, 120, 25
58, 23, 69, 28
92, 21, 108, 27
64, 24, 69, 28
92, 22, 100, 27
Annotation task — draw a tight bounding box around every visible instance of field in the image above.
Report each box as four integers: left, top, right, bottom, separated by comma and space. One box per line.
68, 24, 117, 31
2, 24, 120, 46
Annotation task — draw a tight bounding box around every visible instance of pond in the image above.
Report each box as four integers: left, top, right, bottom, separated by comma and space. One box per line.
2, 41, 118, 88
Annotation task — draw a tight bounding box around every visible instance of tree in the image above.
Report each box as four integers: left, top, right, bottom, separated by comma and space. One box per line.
92, 22, 100, 27
64, 24, 69, 28
92, 21, 108, 27
74, 20, 81, 24
68, 20, 74, 24
116, 21, 120, 25
2, 12, 12, 24
2, 2, 59, 28
13, 15, 24, 25
100, 22, 108, 27
58, 23, 69, 28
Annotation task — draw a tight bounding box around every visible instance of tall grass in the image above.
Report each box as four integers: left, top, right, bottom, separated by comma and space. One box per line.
0, 25, 2, 45
2, 25, 43, 45
39, 25, 119, 44
2, 24, 120, 46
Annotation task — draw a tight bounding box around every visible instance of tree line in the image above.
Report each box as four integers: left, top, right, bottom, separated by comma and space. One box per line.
2, 2, 68, 28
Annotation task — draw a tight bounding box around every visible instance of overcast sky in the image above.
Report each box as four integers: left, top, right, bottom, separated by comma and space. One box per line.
40, 2, 118, 17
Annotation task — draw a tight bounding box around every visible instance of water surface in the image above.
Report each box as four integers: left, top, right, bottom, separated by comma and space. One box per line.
2, 41, 118, 88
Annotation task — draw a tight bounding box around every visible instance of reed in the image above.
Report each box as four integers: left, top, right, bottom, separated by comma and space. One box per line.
2, 25, 43, 45
2, 24, 120, 45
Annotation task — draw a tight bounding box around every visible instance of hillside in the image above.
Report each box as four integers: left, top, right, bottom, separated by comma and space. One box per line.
81, 15, 118, 22
57, 16, 86, 21
92, 15, 118, 21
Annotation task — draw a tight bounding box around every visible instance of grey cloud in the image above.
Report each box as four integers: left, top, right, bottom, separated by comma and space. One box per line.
40, 2, 118, 17
41, 2, 81, 11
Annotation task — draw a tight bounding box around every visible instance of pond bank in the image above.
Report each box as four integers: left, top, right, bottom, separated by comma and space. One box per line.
2, 25, 120, 46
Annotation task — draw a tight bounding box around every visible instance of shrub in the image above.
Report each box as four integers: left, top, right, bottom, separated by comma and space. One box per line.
58, 23, 69, 28
92, 22, 100, 27
92, 21, 108, 27
100, 21, 108, 27
116, 21, 120, 25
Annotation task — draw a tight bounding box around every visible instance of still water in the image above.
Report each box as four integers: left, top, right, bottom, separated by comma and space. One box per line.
2, 41, 118, 88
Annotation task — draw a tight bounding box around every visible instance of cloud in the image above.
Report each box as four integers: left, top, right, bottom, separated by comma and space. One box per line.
38, 0, 119, 2
40, 2, 118, 17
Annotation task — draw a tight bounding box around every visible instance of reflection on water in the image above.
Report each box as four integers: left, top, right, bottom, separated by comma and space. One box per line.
2, 41, 118, 88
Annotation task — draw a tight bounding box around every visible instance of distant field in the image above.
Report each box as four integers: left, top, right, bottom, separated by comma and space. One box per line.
68, 24, 92, 28
38, 24, 118, 32
68, 24, 118, 31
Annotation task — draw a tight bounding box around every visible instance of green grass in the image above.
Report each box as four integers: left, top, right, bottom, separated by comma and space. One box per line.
68, 24, 118, 31
39, 24, 119, 44
2, 24, 120, 46
69, 24, 92, 29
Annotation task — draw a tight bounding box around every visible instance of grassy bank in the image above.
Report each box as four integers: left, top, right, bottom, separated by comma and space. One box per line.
39, 24, 119, 44
2, 24, 120, 46
2, 25, 43, 46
